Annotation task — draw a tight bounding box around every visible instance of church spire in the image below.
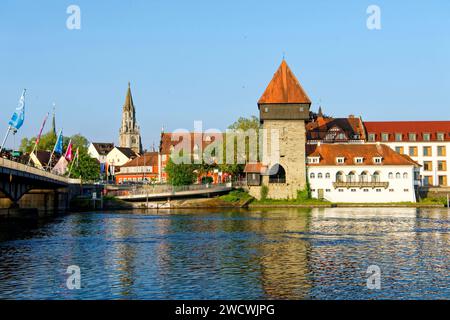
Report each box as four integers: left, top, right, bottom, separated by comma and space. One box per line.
123, 81, 134, 112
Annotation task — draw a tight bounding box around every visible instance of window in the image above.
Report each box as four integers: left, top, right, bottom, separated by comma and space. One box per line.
423, 133, 431, 141
372, 172, 381, 182
404, 189, 409, 192
381, 133, 389, 142
351, 189, 357, 192
326, 189, 331, 192
388, 172, 393, 179
423, 146, 432, 157
373, 157, 382, 164
438, 175, 447, 186
437, 146, 446, 157
325, 173, 331, 179
347, 172, 357, 183
310, 173, 315, 179
368, 133, 376, 142
395, 133, 403, 141
395, 146, 404, 154
438, 161, 447, 171
396, 172, 401, 179
336, 157, 345, 164
363, 189, 369, 192
307, 157, 320, 164
437, 133, 445, 141
338, 189, 344, 192
408, 133, 417, 141
423, 176, 433, 186
360, 171, 369, 182
389, 189, 394, 192
376, 189, 382, 192
318, 173, 323, 179
336, 171, 344, 182
423, 161, 433, 171
403, 172, 408, 179
409, 146, 418, 157
354, 157, 364, 164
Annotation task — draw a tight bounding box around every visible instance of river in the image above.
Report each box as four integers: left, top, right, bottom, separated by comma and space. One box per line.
0, 208, 449, 300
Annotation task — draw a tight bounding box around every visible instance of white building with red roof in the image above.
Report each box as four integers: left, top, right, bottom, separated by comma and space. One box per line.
306, 143, 420, 203
364, 121, 450, 187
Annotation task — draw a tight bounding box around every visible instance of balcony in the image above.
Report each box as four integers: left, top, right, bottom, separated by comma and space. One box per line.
333, 181, 389, 189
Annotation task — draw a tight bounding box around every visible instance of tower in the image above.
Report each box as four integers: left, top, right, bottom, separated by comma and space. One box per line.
119, 82, 142, 154
257, 60, 311, 199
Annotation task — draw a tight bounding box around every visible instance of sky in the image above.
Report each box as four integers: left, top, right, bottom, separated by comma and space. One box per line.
0, 0, 449, 150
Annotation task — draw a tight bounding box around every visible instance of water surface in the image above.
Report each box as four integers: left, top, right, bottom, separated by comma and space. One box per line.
0, 208, 449, 299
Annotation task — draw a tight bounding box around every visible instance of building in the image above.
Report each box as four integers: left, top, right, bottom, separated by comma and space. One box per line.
106, 146, 138, 169
119, 83, 142, 154
306, 143, 420, 203
158, 132, 227, 184
87, 142, 114, 164
307, 113, 366, 144
247, 59, 310, 199
115, 152, 159, 184
364, 121, 450, 187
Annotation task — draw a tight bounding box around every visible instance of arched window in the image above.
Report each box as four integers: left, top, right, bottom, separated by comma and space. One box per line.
318, 173, 323, 179
347, 171, 357, 183
269, 164, 286, 184
310, 172, 315, 179
325, 173, 330, 179
396, 172, 401, 179
336, 171, 344, 182
388, 172, 393, 179
403, 172, 408, 179
372, 171, 381, 182
360, 171, 369, 182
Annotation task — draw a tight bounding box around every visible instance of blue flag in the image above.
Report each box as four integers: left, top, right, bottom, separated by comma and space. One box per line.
8, 89, 26, 130
54, 130, 63, 154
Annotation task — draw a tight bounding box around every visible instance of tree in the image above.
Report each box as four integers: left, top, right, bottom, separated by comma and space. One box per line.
69, 152, 100, 181
165, 157, 196, 186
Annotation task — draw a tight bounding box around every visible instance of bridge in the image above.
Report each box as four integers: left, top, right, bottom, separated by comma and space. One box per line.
107, 183, 233, 201
0, 157, 81, 212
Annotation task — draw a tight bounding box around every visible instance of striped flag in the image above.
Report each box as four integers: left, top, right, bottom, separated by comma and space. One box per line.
65, 140, 73, 161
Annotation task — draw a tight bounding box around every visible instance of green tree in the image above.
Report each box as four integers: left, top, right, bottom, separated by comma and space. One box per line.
69, 152, 100, 181
165, 157, 196, 186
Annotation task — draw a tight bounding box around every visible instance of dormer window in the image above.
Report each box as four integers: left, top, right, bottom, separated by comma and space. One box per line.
373, 157, 383, 164
395, 133, 402, 141
437, 132, 445, 141
307, 156, 320, 164
381, 133, 389, 142
336, 157, 345, 164
368, 133, 376, 142
423, 133, 431, 141
409, 133, 416, 141
354, 157, 364, 164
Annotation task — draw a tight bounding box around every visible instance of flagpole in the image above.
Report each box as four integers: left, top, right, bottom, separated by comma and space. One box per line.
28, 112, 49, 166
0, 126, 12, 154
47, 129, 62, 170
68, 148, 78, 178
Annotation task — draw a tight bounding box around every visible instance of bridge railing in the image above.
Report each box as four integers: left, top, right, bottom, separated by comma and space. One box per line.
108, 182, 233, 197
0, 157, 70, 184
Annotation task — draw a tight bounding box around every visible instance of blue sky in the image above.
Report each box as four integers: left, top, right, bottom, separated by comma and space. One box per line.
1, 0, 449, 150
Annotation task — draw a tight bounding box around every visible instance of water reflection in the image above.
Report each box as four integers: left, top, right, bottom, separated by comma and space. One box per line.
0, 208, 449, 299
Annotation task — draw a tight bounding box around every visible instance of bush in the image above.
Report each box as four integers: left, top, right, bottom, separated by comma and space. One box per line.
297, 183, 311, 202
260, 185, 269, 200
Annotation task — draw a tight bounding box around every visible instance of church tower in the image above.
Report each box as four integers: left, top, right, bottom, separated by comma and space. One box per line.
119, 82, 142, 154
257, 60, 311, 199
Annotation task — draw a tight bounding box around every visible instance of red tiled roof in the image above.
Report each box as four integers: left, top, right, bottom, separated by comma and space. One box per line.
306, 143, 419, 166
160, 132, 222, 155
258, 60, 311, 105
244, 163, 267, 173
307, 116, 366, 141
364, 121, 450, 142
121, 152, 158, 168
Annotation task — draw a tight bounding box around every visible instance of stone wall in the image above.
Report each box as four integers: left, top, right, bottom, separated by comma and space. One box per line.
262, 120, 307, 199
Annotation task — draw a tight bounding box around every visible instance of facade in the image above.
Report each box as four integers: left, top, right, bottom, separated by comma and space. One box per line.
106, 147, 138, 169
247, 59, 310, 199
364, 121, 450, 187
115, 152, 159, 184
307, 113, 366, 144
158, 132, 227, 184
87, 142, 114, 164
119, 83, 142, 154
307, 143, 419, 203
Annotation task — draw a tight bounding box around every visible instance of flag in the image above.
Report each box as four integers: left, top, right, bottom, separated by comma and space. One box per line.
54, 130, 63, 154
8, 89, 26, 130
51, 156, 69, 175
35, 112, 49, 145
65, 140, 73, 161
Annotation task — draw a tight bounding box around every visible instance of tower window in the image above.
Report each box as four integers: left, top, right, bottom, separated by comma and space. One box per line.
269, 164, 286, 184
